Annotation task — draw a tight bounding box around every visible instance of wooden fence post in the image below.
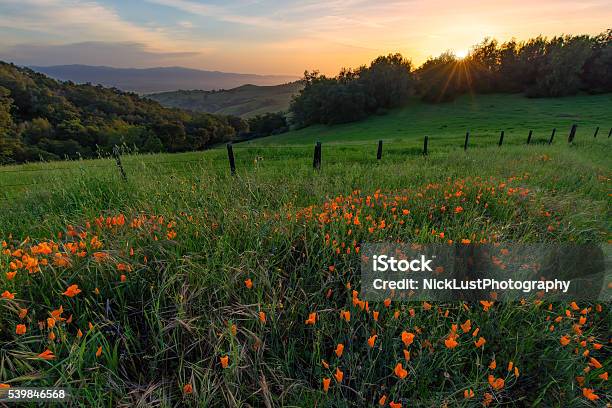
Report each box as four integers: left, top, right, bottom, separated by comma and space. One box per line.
226, 143, 236, 174
498, 130, 504, 147
423, 136, 428, 156
313, 141, 321, 170
464, 131, 469, 151
548, 128, 556, 145
377, 140, 383, 160
527, 130, 532, 144
112, 145, 127, 182
593, 126, 599, 138
568, 124, 577, 143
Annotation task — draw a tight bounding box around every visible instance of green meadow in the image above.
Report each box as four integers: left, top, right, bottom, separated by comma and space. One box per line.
0, 93, 610, 406
248, 93, 612, 146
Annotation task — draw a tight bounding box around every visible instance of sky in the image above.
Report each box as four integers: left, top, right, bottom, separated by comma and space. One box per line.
0, 0, 610, 76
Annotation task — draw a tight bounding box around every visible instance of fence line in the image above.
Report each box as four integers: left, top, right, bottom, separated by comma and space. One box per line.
0, 124, 610, 192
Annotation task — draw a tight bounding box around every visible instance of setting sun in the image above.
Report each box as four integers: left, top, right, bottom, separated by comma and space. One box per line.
455, 49, 469, 59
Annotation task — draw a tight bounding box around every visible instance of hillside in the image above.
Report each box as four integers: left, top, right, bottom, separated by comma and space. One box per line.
246, 93, 612, 146
30, 65, 298, 93
0, 61, 247, 163
148, 82, 303, 117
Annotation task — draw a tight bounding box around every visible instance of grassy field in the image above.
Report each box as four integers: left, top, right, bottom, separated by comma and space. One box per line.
0, 94, 610, 406
246, 93, 612, 146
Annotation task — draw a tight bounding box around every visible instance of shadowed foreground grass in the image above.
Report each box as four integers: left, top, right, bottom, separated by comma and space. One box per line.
0, 140, 610, 406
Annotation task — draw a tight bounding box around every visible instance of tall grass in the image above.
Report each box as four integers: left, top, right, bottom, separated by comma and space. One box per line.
0, 140, 610, 406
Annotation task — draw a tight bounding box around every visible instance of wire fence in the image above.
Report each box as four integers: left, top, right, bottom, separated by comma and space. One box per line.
1, 124, 610, 206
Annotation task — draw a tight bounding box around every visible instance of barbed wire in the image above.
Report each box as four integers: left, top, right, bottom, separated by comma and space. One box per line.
0, 130, 609, 193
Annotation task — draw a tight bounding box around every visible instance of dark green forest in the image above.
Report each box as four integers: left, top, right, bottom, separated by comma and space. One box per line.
0, 62, 248, 164
290, 30, 612, 126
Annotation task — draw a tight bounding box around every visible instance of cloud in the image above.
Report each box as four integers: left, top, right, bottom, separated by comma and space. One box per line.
0, 0, 197, 51
0, 42, 201, 68
144, 0, 282, 28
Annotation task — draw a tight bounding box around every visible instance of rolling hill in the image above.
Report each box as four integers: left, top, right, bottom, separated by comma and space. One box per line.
245, 93, 612, 145
30, 65, 298, 94
148, 82, 303, 117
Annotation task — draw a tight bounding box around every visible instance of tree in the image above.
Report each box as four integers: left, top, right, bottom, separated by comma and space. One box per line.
289, 54, 415, 126
416, 52, 465, 102
582, 29, 612, 93
526, 36, 593, 97
248, 112, 288, 137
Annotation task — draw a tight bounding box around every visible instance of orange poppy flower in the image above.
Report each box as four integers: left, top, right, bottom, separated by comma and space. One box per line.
403, 350, 411, 361
444, 336, 458, 349
464, 389, 474, 399
480, 300, 493, 311
378, 395, 387, 405
96, 346, 102, 358
5, 271, 16, 280
367, 335, 377, 348
37, 349, 55, 360
460, 319, 471, 333
401, 331, 415, 347
62, 284, 82, 297
582, 388, 599, 400
389, 401, 402, 408
560, 335, 571, 346
18, 308, 28, 319
244, 278, 253, 289
258, 311, 266, 324
15, 324, 26, 335
474, 337, 486, 348
322, 377, 330, 393
334, 368, 343, 383
589, 357, 602, 369
335, 343, 344, 357
489, 360, 496, 369
487, 375, 505, 390
1, 290, 15, 299
220, 355, 229, 368
394, 363, 408, 379
598, 372, 608, 381
305, 312, 317, 325
372, 311, 379, 321
183, 383, 193, 394
92, 252, 109, 262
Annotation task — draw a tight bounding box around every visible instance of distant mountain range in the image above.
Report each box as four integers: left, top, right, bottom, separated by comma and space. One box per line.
30, 65, 298, 94
148, 82, 303, 117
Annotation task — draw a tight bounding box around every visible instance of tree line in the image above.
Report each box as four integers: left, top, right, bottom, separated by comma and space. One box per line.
290, 30, 611, 126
